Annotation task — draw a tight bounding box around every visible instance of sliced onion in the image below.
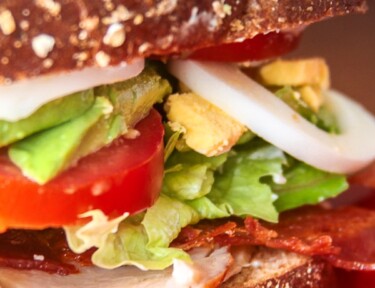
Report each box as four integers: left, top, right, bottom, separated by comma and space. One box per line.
0, 59, 145, 121
168, 60, 375, 174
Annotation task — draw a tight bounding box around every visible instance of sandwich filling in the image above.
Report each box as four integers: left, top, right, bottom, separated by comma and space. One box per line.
0, 1, 373, 287
0, 52, 375, 278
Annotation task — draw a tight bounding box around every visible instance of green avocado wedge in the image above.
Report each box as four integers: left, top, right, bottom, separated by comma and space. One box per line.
0, 90, 95, 147
95, 64, 171, 128
9, 65, 172, 184
67, 65, 172, 173
9, 97, 112, 184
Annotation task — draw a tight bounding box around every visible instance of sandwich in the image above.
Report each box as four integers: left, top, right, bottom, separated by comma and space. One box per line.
0, 0, 374, 287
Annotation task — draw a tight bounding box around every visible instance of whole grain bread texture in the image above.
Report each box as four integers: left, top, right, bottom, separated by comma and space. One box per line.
0, 0, 367, 84
221, 248, 336, 288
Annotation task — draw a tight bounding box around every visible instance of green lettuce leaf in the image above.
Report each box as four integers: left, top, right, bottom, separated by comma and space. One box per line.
272, 162, 348, 212
166, 150, 228, 169
187, 197, 230, 219
64, 210, 129, 254
163, 164, 215, 200
64, 140, 347, 271
91, 217, 187, 270
206, 144, 286, 223
162, 151, 228, 200
90, 195, 197, 270
142, 194, 200, 248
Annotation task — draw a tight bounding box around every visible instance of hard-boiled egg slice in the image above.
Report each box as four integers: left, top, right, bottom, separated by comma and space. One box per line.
168, 60, 375, 174
0, 59, 144, 122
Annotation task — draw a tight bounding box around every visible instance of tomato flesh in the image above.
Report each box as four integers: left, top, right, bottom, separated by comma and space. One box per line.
189, 32, 300, 62
0, 109, 164, 231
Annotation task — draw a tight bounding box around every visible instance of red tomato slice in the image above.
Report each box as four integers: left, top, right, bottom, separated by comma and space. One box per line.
0, 109, 164, 231
189, 32, 300, 62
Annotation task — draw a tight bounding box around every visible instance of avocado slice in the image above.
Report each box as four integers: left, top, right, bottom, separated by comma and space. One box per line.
96, 64, 172, 127
9, 65, 172, 184
9, 97, 112, 184
0, 90, 94, 147
69, 65, 172, 168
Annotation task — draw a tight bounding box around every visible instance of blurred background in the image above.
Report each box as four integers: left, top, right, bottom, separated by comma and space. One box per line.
293, 5, 375, 209
293, 4, 375, 114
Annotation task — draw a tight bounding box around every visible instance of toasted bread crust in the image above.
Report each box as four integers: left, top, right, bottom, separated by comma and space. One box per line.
0, 0, 367, 83
222, 260, 335, 288
221, 248, 336, 288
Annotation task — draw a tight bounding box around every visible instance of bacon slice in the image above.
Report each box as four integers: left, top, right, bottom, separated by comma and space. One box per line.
173, 206, 375, 271
0, 247, 234, 288
0, 229, 93, 275
2, 206, 375, 274
266, 206, 375, 270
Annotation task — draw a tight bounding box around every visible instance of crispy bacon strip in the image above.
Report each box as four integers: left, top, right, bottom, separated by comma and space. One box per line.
2, 206, 375, 274
0, 229, 93, 275
173, 206, 375, 271
266, 206, 375, 270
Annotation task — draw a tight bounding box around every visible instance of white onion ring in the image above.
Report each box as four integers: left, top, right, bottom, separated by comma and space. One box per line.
0, 59, 145, 121
168, 60, 375, 174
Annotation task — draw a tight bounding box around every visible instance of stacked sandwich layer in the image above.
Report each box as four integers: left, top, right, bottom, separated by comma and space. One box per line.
0, 1, 374, 288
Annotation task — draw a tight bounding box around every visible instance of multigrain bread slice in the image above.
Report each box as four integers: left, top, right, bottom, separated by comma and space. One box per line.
221, 248, 335, 288
0, 0, 367, 83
